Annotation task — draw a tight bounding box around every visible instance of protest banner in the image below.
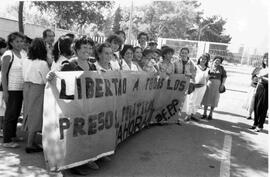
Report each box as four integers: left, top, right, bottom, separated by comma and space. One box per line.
42, 71, 189, 171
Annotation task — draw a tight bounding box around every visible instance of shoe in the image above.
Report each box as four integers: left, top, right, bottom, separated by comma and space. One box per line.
249, 126, 256, 129
190, 115, 200, 122
207, 115, 212, 120
184, 116, 191, 121
86, 161, 99, 170
3, 142, 19, 148
25, 146, 43, 153
255, 127, 263, 132
70, 165, 91, 175
201, 114, 207, 119
246, 117, 252, 120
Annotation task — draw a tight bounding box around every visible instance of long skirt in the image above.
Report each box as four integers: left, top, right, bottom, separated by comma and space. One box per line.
242, 86, 256, 113
183, 85, 207, 115
201, 79, 221, 108
22, 82, 45, 133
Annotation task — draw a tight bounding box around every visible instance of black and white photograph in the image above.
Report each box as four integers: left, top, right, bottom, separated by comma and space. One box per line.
0, 0, 269, 176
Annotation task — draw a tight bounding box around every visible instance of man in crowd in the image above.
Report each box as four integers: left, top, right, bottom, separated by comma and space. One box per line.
137, 32, 148, 51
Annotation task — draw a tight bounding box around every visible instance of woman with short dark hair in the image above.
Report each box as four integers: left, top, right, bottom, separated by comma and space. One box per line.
94, 43, 113, 72
51, 35, 73, 71
22, 38, 50, 153
133, 46, 143, 69
105, 34, 123, 71
120, 45, 141, 71
60, 36, 96, 71
158, 47, 175, 75
1, 32, 27, 148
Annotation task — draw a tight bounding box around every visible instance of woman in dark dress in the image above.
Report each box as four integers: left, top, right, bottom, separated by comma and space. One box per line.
250, 52, 268, 132
201, 56, 227, 120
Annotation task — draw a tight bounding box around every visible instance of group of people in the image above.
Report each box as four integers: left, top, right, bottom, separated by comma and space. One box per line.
0, 28, 266, 175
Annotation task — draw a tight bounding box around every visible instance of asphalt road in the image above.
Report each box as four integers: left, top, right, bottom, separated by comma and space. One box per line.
0, 64, 268, 177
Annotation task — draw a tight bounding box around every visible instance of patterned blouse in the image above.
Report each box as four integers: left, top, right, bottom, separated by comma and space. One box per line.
208, 65, 227, 80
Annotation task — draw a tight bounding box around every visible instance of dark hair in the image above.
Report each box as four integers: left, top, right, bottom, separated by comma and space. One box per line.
142, 49, 154, 57
7, 32, 25, 49
65, 33, 75, 40
197, 54, 209, 67
0, 37, 7, 49
262, 52, 268, 68
74, 36, 95, 53
213, 55, 223, 63
205, 53, 210, 61
161, 47, 174, 59
161, 45, 170, 50
180, 47, 189, 54
24, 36, 33, 44
43, 29, 55, 39
115, 30, 126, 39
95, 43, 111, 61
137, 32, 149, 41
27, 38, 47, 61
52, 35, 73, 62
148, 39, 157, 45
105, 34, 123, 51
120, 45, 134, 58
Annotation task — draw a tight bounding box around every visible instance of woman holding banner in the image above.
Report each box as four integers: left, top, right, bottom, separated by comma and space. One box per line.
60, 36, 96, 71
120, 45, 141, 71
158, 46, 175, 75
105, 34, 123, 71
132, 46, 144, 69
201, 56, 227, 120
94, 43, 114, 72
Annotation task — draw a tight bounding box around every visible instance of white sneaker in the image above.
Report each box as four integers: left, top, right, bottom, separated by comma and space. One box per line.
3, 142, 19, 148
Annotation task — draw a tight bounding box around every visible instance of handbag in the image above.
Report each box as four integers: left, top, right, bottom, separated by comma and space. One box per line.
0, 52, 14, 91
219, 85, 226, 93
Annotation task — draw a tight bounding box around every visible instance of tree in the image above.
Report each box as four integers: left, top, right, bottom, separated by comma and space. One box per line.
18, 1, 24, 33
188, 16, 231, 43
112, 6, 122, 32
120, 0, 201, 39
32, 1, 114, 30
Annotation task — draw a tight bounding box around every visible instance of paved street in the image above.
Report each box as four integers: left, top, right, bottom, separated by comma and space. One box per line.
0, 64, 268, 177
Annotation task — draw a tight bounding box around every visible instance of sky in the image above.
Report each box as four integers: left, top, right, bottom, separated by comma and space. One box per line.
1, 0, 269, 54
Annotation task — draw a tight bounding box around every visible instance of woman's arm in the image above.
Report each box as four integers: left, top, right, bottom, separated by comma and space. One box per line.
1, 55, 12, 103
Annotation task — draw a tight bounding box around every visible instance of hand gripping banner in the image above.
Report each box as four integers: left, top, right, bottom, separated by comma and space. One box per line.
42, 71, 189, 171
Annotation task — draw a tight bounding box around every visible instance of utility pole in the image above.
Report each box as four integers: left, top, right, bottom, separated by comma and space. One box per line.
127, 0, 133, 45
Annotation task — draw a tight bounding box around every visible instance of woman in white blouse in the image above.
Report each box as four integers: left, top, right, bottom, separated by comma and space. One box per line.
120, 45, 141, 71
22, 38, 50, 153
94, 43, 114, 72
1, 32, 26, 148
